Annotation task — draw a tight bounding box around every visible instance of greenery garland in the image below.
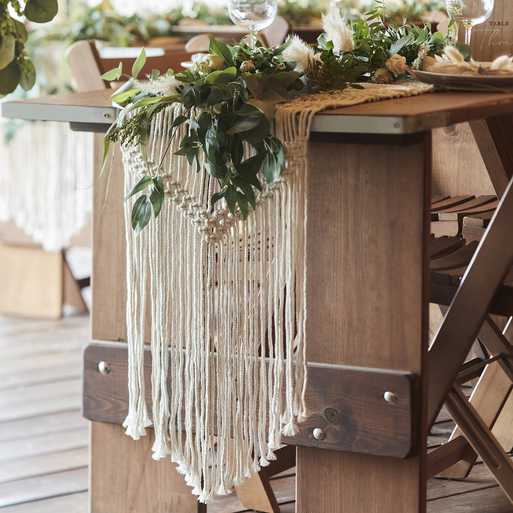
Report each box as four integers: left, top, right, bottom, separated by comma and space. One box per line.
0, 0, 58, 95
103, 9, 453, 231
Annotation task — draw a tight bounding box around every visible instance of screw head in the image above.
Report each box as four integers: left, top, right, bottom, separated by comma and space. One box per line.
98, 361, 112, 375
384, 391, 398, 404
312, 427, 326, 441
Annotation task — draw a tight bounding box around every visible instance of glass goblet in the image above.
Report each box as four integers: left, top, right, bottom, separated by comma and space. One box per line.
228, 0, 278, 47
445, 0, 495, 47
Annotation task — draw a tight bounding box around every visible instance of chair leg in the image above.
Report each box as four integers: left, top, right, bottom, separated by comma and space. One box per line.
235, 472, 280, 513
446, 385, 513, 503
234, 446, 295, 513
428, 177, 513, 428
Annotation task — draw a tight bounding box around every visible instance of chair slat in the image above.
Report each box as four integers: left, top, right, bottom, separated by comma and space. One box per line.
436, 195, 496, 214
430, 236, 465, 260
431, 195, 475, 211
430, 241, 479, 271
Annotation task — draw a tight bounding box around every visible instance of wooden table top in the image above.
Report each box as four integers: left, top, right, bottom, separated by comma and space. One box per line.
3, 88, 513, 135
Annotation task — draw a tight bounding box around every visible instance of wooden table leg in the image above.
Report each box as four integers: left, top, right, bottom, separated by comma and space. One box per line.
90, 136, 203, 513
296, 133, 431, 513
90, 422, 204, 513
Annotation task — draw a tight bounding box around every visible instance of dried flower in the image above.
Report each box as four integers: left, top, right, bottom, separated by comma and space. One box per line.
207, 54, 225, 70
240, 60, 256, 72
374, 68, 393, 84
490, 55, 513, 72
422, 55, 437, 70
430, 46, 478, 74
385, 54, 408, 76
136, 74, 181, 96
282, 35, 319, 73
322, 5, 354, 54
435, 46, 465, 64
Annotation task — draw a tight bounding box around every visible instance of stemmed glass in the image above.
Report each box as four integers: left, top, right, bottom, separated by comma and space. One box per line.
445, 0, 495, 47
228, 0, 278, 47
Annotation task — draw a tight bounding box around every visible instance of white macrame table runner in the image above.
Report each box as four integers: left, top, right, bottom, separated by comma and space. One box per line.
121, 81, 432, 502
0, 121, 93, 251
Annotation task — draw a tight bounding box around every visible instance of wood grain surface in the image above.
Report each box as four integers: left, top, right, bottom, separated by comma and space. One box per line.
296, 134, 431, 513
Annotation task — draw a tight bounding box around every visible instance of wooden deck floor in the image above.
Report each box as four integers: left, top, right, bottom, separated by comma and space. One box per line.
1, 314, 513, 513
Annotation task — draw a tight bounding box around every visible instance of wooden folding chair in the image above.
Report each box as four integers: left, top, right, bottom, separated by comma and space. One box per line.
425, 172, 513, 500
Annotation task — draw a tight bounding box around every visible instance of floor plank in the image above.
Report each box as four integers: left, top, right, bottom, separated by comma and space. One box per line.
0, 492, 88, 513
0, 410, 85, 442
0, 447, 89, 484
0, 468, 88, 508
0, 427, 89, 461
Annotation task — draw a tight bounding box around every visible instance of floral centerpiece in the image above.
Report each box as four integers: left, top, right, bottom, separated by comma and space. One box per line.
103, 4, 452, 229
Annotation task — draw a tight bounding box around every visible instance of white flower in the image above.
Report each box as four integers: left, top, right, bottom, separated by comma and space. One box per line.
490, 55, 513, 72
322, 5, 354, 54
386, 54, 408, 76
283, 35, 320, 72
136, 73, 181, 96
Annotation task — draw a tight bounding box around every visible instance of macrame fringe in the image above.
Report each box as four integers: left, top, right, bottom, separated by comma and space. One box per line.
0, 121, 93, 251
120, 81, 432, 502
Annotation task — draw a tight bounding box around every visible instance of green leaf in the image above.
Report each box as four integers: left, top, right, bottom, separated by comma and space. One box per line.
0, 61, 20, 95
227, 117, 261, 134
112, 87, 140, 105
24, 0, 58, 23
206, 66, 237, 85
390, 33, 414, 55
19, 60, 36, 90
0, 36, 15, 70
128, 176, 153, 198
171, 115, 188, 129
13, 20, 28, 43
150, 188, 164, 217
237, 193, 250, 219
131, 195, 152, 231
225, 187, 238, 214
209, 38, 234, 67
238, 181, 256, 209
131, 48, 146, 79
210, 191, 225, 211
101, 63, 123, 81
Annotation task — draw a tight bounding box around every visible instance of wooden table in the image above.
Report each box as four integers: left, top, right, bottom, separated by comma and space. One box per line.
3, 89, 513, 513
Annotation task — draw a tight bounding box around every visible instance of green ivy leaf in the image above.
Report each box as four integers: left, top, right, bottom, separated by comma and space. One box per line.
226, 117, 261, 134
206, 66, 237, 85
24, 0, 58, 23
19, 60, 36, 90
128, 176, 153, 198
101, 63, 123, 81
209, 39, 234, 67
112, 88, 141, 106
0, 36, 15, 70
150, 188, 164, 217
0, 61, 21, 95
131, 195, 152, 231
131, 48, 146, 79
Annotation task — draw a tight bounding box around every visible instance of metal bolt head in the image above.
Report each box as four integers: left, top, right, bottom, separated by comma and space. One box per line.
98, 361, 112, 375
312, 427, 326, 441
384, 391, 398, 404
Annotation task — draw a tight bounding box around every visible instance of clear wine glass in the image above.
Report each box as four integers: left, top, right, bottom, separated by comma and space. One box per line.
445, 0, 495, 47
228, 0, 278, 47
